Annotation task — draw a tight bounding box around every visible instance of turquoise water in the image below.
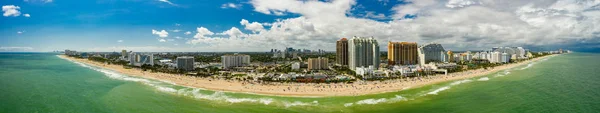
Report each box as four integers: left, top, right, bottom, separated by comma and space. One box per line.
1, 53, 599, 112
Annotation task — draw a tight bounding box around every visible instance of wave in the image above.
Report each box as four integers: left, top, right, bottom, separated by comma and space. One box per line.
426, 86, 450, 95
477, 77, 490, 81
520, 62, 536, 70
344, 95, 406, 107
58, 55, 321, 107
450, 79, 472, 85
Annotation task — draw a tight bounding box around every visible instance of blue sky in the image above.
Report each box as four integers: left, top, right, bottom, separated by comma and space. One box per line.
2, 0, 599, 52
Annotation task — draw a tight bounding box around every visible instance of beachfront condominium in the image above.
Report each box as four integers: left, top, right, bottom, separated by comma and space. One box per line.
388, 42, 418, 66
446, 51, 454, 63
221, 54, 250, 69
176, 56, 195, 71
121, 50, 127, 58
336, 38, 349, 66
308, 57, 329, 70
129, 53, 155, 66
418, 43, 446, 65
348, 36, 380, 71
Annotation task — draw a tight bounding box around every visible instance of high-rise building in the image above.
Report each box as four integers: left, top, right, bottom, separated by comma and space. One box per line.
307, 57, 329, 70
388, 42, 418, 66
490, 52, 501, 63
348, 36, 380, 71
121, 50, 127, 58
176, 56, 195, 71
221, 54, 250, 69
447, 51, 454, 63
418, 43, 446, 65
336, 38, 348, 66
128, 52, 154, 66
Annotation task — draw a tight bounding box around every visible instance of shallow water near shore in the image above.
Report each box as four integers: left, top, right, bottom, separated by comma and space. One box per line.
1, 53, 599, 112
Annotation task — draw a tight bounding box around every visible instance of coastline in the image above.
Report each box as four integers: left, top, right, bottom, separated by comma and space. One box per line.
58, 55, 555, 97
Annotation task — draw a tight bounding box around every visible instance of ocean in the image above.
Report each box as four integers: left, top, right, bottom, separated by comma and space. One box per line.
1, 52, 599, 113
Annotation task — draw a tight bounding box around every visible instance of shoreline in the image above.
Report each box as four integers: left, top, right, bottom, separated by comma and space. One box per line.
59, 55, 555, 97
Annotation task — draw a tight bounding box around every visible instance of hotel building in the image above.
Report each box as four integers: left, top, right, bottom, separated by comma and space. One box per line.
336, 38, 348, 66
388, 42, 418, 66
176, 56, 195, 71
308, 57, 329, 70
348, 36, 380, 71
221, 54, 250, 69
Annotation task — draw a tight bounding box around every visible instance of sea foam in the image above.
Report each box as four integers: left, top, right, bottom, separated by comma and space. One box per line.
426, 86, 450, 95
345, 95, 406, 107
58, 55, 291, 106
477, 77, 490, 81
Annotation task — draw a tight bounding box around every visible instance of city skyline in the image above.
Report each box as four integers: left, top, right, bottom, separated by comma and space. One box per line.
2, 0, 600, 52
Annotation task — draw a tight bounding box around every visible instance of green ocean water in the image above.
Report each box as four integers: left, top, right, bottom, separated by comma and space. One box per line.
1, 53, 599, 113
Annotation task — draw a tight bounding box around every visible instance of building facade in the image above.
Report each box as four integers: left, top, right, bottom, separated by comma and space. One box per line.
388, 42, 418, 66
221, 54, 250, 69
348, 36, 380, 71
307, 57, 329, 70
176, 56, 195, 71
336, 38, 348, 66
418, 43, 446, 65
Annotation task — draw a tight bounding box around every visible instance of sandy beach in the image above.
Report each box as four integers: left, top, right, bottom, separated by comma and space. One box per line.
59, 55, 554, 97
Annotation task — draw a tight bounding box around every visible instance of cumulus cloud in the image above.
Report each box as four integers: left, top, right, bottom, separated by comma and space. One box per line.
184, 31, 192, 35
171, 29, 181, 32
159, 39, 167, 42
172, 0, 600, 52
240, 19, 265, 32
446, 0, 482, 8
23, 14, 30, 17
2, 5, 21, 17
187, 27, 215, 44
221, 3, 242, 9
151, 29, 169, 38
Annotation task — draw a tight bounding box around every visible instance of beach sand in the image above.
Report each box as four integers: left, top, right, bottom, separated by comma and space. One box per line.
59, 55, 554, 97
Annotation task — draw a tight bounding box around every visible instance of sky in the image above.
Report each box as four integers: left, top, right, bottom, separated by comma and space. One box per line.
1, 0, 600, 52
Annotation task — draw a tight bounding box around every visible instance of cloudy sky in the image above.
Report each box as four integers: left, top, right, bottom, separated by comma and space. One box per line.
1, 0, 600, 52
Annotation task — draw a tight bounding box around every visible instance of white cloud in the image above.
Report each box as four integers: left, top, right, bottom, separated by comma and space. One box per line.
184, 31, 192, 35
0, 47, 33, 51
17, 31, 24, 34
171, 29, 181, 32
151, 29, 169, 38
159, 39, 167, 42
23, 14, 30, 17
218, 27, 246, 39
221, 3, 242, 9
240, 19, 265, 32
193, 27, 214, 39
117, 40, 124, 43
446, 0, 481, 8
44, 0, 52, 3
2, 5, 21, 17
175, 0, 600, 51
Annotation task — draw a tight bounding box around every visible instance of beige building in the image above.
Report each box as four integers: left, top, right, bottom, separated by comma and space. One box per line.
388, 42, 418, 65
336, 38, 348, 66
308, 57, 329, 70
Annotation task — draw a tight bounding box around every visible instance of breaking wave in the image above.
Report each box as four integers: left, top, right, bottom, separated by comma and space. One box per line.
477, 77, 490, 81
59, 55, 319, 107
344, 95, 406, 107
426, 86, 450, 95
